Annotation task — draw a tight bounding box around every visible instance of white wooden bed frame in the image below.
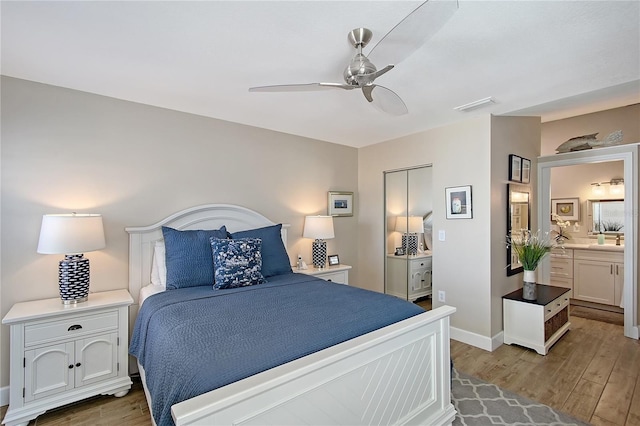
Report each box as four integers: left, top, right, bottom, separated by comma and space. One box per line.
126, 204, 456, 426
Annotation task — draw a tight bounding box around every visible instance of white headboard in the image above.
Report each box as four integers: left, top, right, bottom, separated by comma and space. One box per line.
125, 204, 289, 320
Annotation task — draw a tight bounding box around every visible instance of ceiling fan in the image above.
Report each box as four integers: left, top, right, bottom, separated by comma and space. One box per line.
249, 0, 459, 116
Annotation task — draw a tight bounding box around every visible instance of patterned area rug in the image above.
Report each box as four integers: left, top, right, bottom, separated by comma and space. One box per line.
452, 369, 589, 425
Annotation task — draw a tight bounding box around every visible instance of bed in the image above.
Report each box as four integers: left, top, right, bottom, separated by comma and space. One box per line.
126, 204, 456, 426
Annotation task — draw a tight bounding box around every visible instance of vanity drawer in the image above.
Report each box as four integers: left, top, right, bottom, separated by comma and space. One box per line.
551, 248, 573, 259
550, 257, 573, 278
543, 291, 571, 322
24, 310, 119, 347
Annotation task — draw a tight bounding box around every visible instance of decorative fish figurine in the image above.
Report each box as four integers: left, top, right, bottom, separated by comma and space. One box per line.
555, 130, 623, 153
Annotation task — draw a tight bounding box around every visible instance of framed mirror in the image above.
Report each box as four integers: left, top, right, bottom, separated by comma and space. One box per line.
507, 184, 530, 276
588, 199, 624, 234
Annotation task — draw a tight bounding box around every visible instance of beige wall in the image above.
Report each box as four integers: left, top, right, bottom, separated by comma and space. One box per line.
541, 104, 640, 156
542, 104, 639, 238
489, 116, 541, 337
0, 76, 359, 389
359, 115, 540, 344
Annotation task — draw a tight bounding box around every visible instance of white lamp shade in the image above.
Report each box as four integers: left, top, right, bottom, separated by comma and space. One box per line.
37, 214, 106, 254
303, 215, 335, 240
395, 216, 424, 233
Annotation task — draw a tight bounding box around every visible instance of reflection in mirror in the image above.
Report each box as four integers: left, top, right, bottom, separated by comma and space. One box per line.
589, 199, 624, 234
507, 184, 530, 276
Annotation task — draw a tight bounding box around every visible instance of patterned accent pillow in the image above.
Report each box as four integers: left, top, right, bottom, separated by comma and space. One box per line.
210, 237, 266, 289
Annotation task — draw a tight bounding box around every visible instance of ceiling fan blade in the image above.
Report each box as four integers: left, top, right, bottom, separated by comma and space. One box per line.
356, 64, 395, 85
249, 82, 354, 92
368, 0, 459, 67
362, 85, 408, 116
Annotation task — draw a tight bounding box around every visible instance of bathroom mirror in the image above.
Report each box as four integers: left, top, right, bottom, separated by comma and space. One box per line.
588, 199, 624, 234
507, 184, 530, 276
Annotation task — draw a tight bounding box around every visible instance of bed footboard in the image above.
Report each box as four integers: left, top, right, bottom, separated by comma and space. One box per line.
172, 305, 456, 426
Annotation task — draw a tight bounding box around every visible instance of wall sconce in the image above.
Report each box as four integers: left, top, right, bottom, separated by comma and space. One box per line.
590, 179, 624, 197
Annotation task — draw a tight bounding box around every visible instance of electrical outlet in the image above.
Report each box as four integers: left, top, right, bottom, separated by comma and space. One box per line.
438, 290, 445, 303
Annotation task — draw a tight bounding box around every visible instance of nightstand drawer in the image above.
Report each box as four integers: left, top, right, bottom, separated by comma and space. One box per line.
25, 310, 118, 347
318, 271, 348, 284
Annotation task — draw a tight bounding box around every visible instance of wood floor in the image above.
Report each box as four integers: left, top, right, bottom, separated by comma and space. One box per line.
452, 311, 640, 426
1, 304, 638, 425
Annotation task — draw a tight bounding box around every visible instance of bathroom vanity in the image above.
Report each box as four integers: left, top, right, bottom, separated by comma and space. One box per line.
550, 243, 623, 307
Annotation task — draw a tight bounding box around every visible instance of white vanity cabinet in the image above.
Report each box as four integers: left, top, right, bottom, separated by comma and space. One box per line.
550, 248, 573, 290
386, 253, 432, 301
2, 290, 133, 426
573, 249, 623, 306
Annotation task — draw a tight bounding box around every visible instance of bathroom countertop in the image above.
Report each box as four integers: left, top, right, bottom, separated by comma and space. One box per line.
561, 243, 624, 252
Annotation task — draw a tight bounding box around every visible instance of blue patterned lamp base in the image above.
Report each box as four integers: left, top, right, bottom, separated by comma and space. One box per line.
312, 240, 327, 269
402, 233, 419, 256
59, 254, 90, 304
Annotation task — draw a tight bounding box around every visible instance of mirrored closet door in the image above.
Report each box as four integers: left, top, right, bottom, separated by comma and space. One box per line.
384, 166, 433, 305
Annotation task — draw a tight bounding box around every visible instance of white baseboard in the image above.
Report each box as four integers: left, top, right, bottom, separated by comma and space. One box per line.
451, 326, 504, 352
1, 385, 8, 408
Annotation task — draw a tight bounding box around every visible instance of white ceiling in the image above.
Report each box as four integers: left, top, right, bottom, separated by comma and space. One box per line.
2, 1, 639, 148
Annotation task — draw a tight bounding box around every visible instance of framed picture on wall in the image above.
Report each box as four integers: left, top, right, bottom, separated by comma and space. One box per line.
551, 198, 580, 221
509, 154, 522, 182
328, 191, 353, 217
445, 185, 473, 219
521, 158, 531, 184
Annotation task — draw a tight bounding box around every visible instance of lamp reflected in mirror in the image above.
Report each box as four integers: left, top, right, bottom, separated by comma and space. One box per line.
507, 184, 530, 276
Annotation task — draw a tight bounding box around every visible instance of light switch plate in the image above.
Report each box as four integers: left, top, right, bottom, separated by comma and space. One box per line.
438, 230, 445, 241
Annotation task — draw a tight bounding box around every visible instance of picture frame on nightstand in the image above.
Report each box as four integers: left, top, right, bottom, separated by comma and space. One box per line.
328, 254, 340, 266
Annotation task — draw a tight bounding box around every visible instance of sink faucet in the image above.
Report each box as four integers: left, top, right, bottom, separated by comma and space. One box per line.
616, 234, 621, 246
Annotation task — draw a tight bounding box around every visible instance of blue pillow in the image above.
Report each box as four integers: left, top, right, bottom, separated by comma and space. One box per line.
211, 237, 266, 289
162, 226, 229, 289
231, 224, 292, 277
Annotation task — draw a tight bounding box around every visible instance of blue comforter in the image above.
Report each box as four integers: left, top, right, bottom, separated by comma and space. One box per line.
130, 273, 424, 426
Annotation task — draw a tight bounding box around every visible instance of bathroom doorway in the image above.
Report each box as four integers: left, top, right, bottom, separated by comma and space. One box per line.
538, 145, 638, 339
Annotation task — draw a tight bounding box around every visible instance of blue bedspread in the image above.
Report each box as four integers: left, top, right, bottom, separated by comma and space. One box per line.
130, 273, 424, 426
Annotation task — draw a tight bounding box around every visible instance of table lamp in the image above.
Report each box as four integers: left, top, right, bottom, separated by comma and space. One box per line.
395, 216, 424, 255
303, 215, 335, 268
37, 213, 106, 304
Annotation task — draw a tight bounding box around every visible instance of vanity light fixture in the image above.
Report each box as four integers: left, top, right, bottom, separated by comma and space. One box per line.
591, 183, 605, 197
590, 178, 624, 197
609, 178, 624, 196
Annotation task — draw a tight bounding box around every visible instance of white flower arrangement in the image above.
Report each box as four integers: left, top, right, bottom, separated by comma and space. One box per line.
552, 213, 571, 242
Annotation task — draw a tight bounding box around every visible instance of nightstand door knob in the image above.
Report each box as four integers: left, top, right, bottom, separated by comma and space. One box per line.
68, 364, 74, 369
75, 362, 81, 367
68, 324, 82, 331
327, 279, 332, 282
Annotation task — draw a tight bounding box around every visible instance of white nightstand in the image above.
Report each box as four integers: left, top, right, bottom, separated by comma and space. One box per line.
296, 264, 351, 285
386, 253, 432, 301
2, 289, 133, 426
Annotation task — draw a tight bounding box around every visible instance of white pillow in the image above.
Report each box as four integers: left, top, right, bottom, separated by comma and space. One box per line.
150, 241, 167, 289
